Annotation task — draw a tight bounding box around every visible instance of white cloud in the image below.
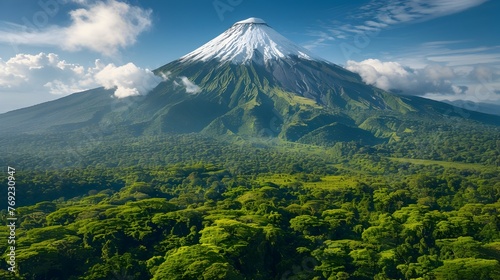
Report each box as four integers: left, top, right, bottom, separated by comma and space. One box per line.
346, 58, 467, 95
473, 65, 500, 82
346, 59, 410, 90
64, 0, 152, 55
0, 0, 152, 56
94, 62, 162, 98
382, 41, 500, 104
179, 76, 201, 94
0, 53, 85, 93
346, 58, 500, 105
0, 52, 164, 113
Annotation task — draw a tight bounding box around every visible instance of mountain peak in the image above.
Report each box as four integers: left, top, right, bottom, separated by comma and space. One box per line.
179, 17, 321, 64
234, 17, 267, 25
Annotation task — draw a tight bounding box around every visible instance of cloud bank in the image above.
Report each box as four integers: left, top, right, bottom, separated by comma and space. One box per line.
0, 0, 152, 56
346, 59, 465, 95
0, 53, 163, 100
346, 58, 500, 105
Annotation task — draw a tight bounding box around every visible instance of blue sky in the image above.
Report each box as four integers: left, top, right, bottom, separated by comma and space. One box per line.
0, 0, 499, 113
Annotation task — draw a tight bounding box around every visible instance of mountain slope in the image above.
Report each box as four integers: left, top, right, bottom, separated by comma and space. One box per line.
0, 88, 115, 133
0, 17, 499, 142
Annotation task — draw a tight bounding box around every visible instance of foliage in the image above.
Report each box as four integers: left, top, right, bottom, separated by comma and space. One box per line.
0, 124, 499, 279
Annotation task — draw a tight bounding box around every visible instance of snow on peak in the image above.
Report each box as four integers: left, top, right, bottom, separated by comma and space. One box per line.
234, 17, 267, 25
180, 18, 322, 64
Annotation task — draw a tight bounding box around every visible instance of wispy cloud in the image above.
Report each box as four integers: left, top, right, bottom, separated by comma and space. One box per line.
306, 0, 488, 50
349, 0, 486, 35
393, 41, 500, 69
427, 53, 500, 67
0, 0, 152, 56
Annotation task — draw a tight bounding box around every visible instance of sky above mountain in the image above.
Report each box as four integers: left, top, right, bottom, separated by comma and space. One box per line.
0, 0, 499, 113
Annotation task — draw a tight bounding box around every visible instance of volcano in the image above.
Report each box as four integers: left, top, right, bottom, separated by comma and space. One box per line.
1, 17, 498, 143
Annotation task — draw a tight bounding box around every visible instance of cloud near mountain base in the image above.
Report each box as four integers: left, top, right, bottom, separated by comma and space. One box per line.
0, 52, 164, 102
95, 62, 163, 98
179, 77, 201, 94
346, 59, 467, 96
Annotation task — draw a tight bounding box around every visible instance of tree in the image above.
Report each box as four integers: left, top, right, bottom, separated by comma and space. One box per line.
432, 258, 500, 280
362, 214, 400, 248
349, 248, 378, 279
290, 215, 328, 236
202, 263, 244, 280
436, 237, 482, 260
199, 219, 269, 277
311, 240, 353, 278
152, 245, 229, 280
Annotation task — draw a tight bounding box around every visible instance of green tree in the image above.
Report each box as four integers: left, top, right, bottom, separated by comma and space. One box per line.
202, 263, 245, 280
432, 258, 500, 280
290, 215, 328, 236
152, 245, 229, 280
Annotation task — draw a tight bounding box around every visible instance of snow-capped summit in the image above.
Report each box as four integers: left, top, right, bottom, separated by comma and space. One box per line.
234, 17, 267, 25
180, 17, 321, 64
